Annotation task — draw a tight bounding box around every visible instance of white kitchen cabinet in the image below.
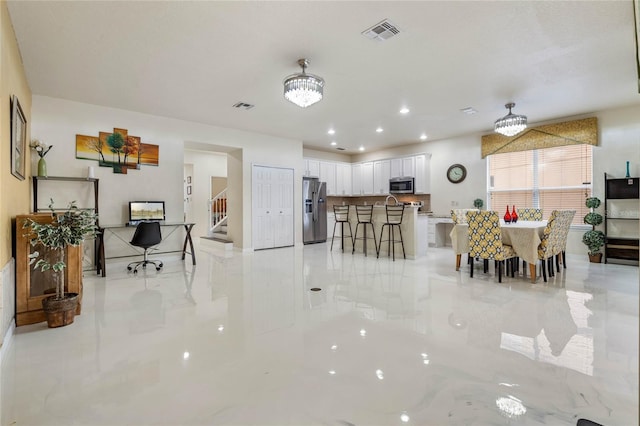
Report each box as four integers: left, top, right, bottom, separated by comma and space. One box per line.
414, 154, 431, 194
320, 161, 337, 196
336, 163, 352, 196
304, 159, 320, 177
352, 163, 362, 195
390, 156, 415, 178
373, 160, 391, 194
361, 162, 374, 195
390, 158, 403, 178
402, 156, 415, 178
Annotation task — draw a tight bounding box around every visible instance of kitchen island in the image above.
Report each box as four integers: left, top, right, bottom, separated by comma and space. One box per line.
329, 205, 427, 259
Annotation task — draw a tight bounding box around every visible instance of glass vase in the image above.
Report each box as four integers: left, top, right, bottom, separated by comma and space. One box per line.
37, 157, 47, 177
511, 205, 518, 223
504, 205, 512, 223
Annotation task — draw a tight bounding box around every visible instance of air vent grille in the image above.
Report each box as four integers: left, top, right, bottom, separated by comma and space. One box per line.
362, 19, 400, 42
336, 147, 346, 151
232, 102, 255, 110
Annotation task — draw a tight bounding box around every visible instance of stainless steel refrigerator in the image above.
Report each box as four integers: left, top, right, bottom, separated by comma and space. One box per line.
303, 177, 327, 244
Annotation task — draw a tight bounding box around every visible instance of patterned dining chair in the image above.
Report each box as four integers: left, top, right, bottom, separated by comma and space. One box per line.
450, 209, 479, 270
554, 210, 576, 271
517, 208, 544, 221
537, 210, 564, 282
467, 210, 517, 283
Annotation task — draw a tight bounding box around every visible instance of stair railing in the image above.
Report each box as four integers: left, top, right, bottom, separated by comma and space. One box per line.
208, 189, 227, 236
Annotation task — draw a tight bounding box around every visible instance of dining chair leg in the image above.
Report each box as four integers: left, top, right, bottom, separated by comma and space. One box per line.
470, 257, 474, 278
484, 260, 488, 273
555, 254, 560, 273
547, 258, 554, 277
510, 258, 515, 277
562, 251, 567, 269
456, 254, 462, 271
541, 259, 547, 282
498, 261, 503, 283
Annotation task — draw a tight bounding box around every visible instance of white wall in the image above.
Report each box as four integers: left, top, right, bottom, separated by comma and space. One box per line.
32, 96, 304, 250
183, 150, 227, 238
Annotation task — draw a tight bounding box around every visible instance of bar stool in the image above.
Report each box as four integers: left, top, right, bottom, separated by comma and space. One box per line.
377, 204, 405, 261
352, 205, 378, 256
331, 205, 353, 252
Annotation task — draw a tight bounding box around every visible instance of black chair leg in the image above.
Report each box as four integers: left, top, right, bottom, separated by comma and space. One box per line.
470, 257, 474, 278
555, 254, 560, 273
484, 260, 488, 273
498, 261, 503, 283
541, 259, 547, 282
397, 225, 406, 259
330, 222, 338, 250
562, 251, 567, 269
547, 258, 554, 277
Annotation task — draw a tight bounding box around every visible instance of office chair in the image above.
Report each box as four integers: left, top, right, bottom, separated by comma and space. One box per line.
127, 221, 164, 274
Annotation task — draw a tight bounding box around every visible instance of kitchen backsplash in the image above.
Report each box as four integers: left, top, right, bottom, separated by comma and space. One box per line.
326, 194, 430, 211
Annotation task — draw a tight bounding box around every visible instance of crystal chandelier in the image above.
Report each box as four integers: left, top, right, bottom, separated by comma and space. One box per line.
494, 103, 527, 137
283, 59, 324, 108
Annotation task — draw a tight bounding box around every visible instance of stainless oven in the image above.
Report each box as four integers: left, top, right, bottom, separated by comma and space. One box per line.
389, 177, 415, 194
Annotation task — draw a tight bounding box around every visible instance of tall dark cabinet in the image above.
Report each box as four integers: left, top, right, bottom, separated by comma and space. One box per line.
604, 174, 639, 264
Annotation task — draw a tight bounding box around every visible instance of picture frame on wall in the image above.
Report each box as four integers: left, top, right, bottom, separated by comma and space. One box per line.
11, 95, 26, 181
187, 185, 192, 195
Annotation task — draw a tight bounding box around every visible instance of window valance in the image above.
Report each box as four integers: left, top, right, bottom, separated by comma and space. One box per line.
480, 117, 598, 158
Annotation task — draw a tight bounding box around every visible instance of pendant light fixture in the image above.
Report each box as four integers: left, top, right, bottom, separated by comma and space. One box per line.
494, 103, 527, 137
283, 59, 324, 108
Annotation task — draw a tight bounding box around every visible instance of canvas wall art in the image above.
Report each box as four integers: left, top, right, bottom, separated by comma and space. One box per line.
75, 127, 159, 174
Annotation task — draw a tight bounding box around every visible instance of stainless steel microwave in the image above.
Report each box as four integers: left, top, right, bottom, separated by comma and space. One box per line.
389, 177, 415, 194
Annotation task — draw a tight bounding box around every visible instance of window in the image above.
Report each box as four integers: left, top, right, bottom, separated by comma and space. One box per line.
488, 144, 592, 225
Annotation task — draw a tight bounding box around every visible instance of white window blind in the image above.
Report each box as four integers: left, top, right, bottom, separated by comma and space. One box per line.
488, 144, 592, 225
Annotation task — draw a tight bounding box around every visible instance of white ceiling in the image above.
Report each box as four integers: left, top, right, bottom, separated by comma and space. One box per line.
7, 1, 640, 154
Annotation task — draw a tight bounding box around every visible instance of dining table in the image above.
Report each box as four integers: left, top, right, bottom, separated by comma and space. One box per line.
450, 220, 548, 283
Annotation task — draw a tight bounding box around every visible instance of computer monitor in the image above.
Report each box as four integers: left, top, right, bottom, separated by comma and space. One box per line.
129, 201, 165, 222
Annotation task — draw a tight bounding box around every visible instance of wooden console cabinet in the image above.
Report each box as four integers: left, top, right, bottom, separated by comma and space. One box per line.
15, 214, 83, 326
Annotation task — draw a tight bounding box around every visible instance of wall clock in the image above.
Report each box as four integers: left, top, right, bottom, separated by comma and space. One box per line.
447, 164, 467, 184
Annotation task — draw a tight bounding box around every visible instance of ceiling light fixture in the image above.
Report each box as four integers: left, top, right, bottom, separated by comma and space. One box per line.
359, 146, 365, 151
400, 107, 410, 114
494, 103, 527, 137
330, 141, 337, 146
420, 134, 427, 140
328, 128, 335, 135
376, 127, 384, 133
283, 58, 324, 108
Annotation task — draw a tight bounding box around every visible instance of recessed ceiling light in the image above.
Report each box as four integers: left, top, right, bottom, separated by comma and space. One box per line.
359, 146, 365, 151
328, 128, 335, 135
420, 134, 427, 140
376, 127, 384, 133
460, 107, 477, 115
330, 141, 337, 146
400, 107, 410, 114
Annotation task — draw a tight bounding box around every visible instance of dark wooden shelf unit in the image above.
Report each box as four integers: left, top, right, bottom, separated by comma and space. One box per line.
604, 174, 639, 265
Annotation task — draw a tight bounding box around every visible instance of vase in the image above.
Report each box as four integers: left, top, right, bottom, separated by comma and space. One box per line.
511, 205, 518, 223
626, 161, 630, 178
504, 205, 511, 223
37, 157, 47, 177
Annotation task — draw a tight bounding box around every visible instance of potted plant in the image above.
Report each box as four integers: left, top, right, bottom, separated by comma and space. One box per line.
23, 200, 98, 327
582, 196, 604, 263
473, 198, 484, 209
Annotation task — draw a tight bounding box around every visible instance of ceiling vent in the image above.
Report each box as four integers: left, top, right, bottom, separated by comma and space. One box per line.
362, 19, 400, 42
232, 102, 254, 110
336, 147, 346, 151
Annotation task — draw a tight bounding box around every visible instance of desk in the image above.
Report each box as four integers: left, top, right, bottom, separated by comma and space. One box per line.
451, 220, 547, 282
96, 222, 195, 277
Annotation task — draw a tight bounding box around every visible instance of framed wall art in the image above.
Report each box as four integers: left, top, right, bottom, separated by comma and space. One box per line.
11, 95, 27, 180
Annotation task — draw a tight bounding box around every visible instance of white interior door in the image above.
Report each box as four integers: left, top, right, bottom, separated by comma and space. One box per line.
252, 165, 294, 250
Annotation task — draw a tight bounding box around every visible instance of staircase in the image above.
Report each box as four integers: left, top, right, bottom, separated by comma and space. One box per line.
201, 189, 233, 250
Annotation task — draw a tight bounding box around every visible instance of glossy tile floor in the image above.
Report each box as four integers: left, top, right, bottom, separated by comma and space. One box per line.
2, 243, 638, 425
